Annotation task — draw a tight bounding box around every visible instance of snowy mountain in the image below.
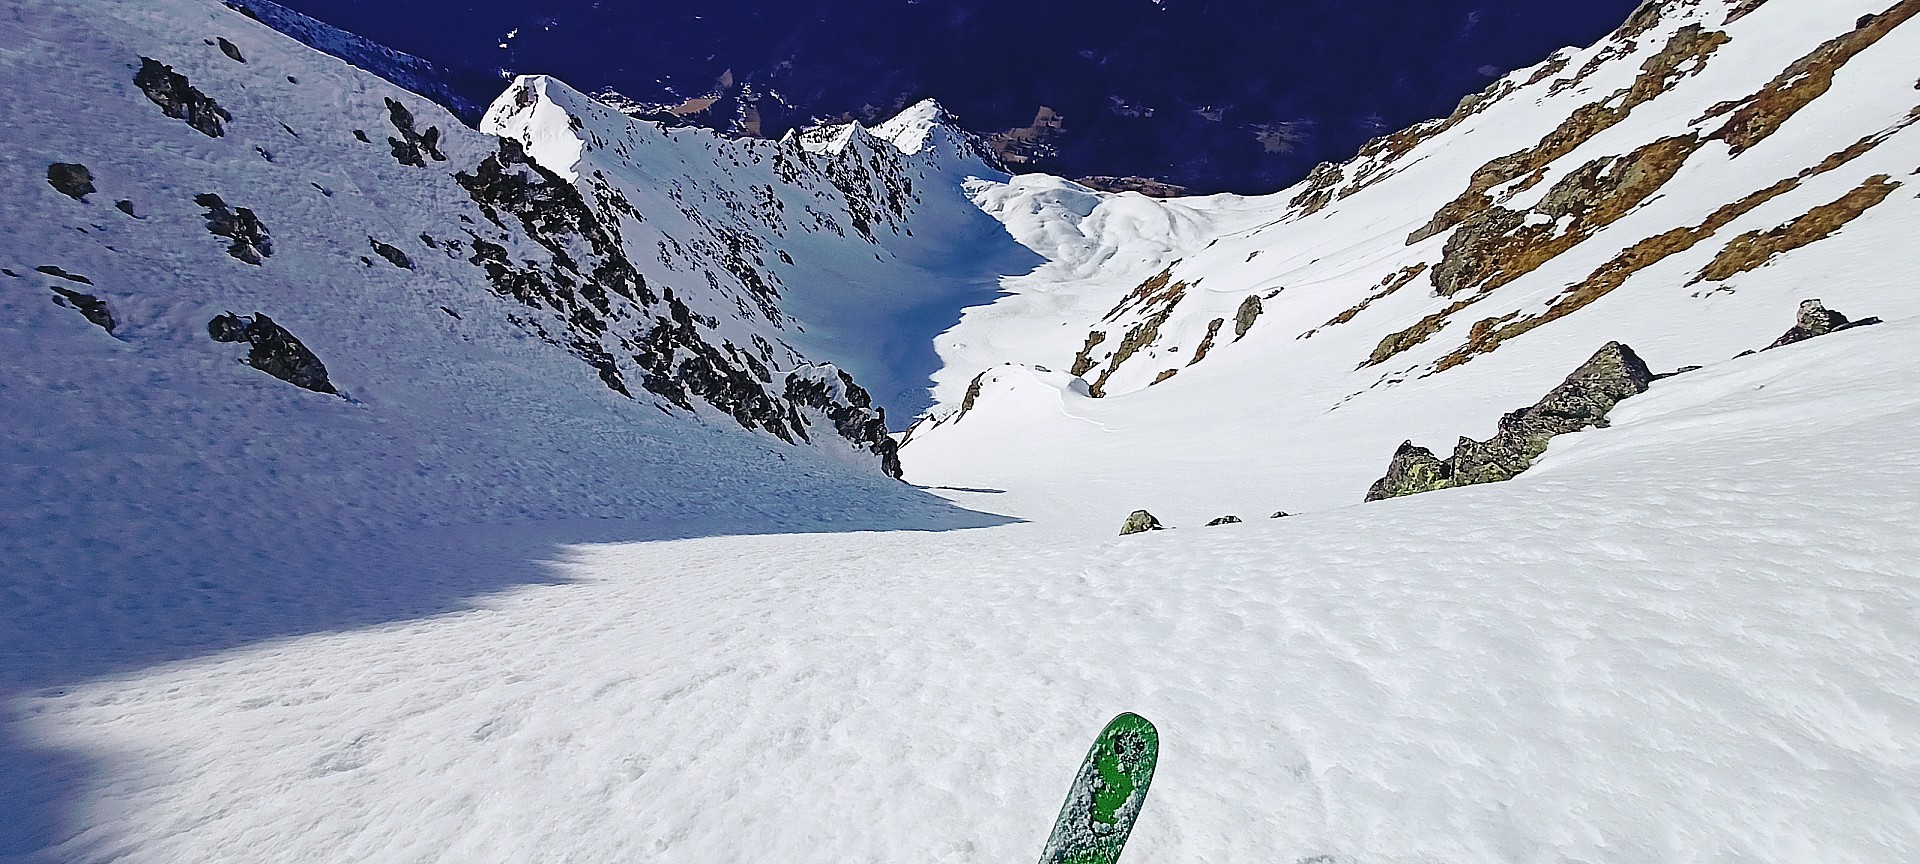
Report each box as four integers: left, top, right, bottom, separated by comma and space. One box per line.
902, 0, 1920, 524
6, 0, 1920, 861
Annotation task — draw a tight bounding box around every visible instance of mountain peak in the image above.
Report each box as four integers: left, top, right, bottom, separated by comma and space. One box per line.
871, 98, 956, 154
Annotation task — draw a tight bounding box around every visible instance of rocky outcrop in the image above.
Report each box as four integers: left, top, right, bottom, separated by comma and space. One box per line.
1408, 25, 1729, 246
1696, 175, 1900, 283
369, 238, 414, 269
1077, 176, 1190, 198
135, 57, 232, 137
1120, 510, 1164, 536
1070, 331, 1106, 377
1233, 295, 1263, 340
384, 97, 447, 167
783, 368, 902, 479
1205, 515, 1242, 526
195, 193, 272, 264
1367, 342, 1652, 501
47, 163, 95, 200
1765, 299, 1879, 350
1187, 318, 1225, 365
208, 312, 337, 395
1431, 114, 1914, 373
1704, 0, 1920, 156
50, 287, 115, 333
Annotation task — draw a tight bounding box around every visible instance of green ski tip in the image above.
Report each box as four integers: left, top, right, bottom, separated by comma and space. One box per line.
1039, 713, 1159, 864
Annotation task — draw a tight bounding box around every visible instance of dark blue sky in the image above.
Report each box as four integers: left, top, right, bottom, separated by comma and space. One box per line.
274, 0, 1645, 193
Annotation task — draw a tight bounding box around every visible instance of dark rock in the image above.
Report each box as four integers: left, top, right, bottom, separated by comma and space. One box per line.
784, 369, 902, 479
1206, 515, 1243, 526
135, 57, 232, 137
35, 266, 93, 284
1270, 511, 1293, 519
957, 370, 988, 418
384, 98, 446, 167
47, 163, 96, 200
369, 238, 414, 270
1233, 294, 1263, 340
451, 136, 902, 477
1367, 341, 1653, 501
353, 129, 371, 143
1764, 299, 1877, 350
216, 37, 246, 63
115, 199, 139, 217
207, 312, 337, 394
194, 193, 272, 264
49, 287, 116, 332
1367, 441, 1453, 501
1120, 510, 1164, 535
1652, 364, 1704, 381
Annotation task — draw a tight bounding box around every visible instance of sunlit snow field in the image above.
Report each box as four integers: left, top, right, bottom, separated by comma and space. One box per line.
21, 321, 1920, 862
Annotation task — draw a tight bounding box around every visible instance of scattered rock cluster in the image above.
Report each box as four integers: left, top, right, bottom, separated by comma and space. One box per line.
1368, 299, 1882, 503
384, 98, 446, 167
195, 193, 272, 264
1120, 509, 1295, 535
369, 237, 414, 270
36, 266, 116, 333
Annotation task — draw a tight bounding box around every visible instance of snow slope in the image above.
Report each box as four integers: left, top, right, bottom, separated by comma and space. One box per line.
7, 0, 1920, 861
16, 302, 1920, 864
903, 0, 1920, 525
0, 0, 1019, 851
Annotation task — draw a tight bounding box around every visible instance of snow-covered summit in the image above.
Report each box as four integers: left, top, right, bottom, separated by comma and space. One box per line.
870, 98, 958, 154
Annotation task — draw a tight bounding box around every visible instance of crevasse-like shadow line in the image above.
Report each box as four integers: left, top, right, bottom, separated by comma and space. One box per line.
0, 499, 1016, 859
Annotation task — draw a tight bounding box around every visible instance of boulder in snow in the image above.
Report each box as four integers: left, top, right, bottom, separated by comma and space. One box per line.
1765, 299, 1879, 350
1367, 342, 1653, 501
1120, 510, 1164, 535
47, 163, 95, 200
208, 312, 337, 395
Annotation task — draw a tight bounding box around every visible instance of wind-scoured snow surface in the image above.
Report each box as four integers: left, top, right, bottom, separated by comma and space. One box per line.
5, 0, 1920, 860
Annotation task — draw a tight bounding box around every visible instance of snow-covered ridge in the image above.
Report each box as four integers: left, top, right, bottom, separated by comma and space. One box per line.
220, 0, 483, 122
476, 73, 1036, 420
902, 0, 1920, 521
